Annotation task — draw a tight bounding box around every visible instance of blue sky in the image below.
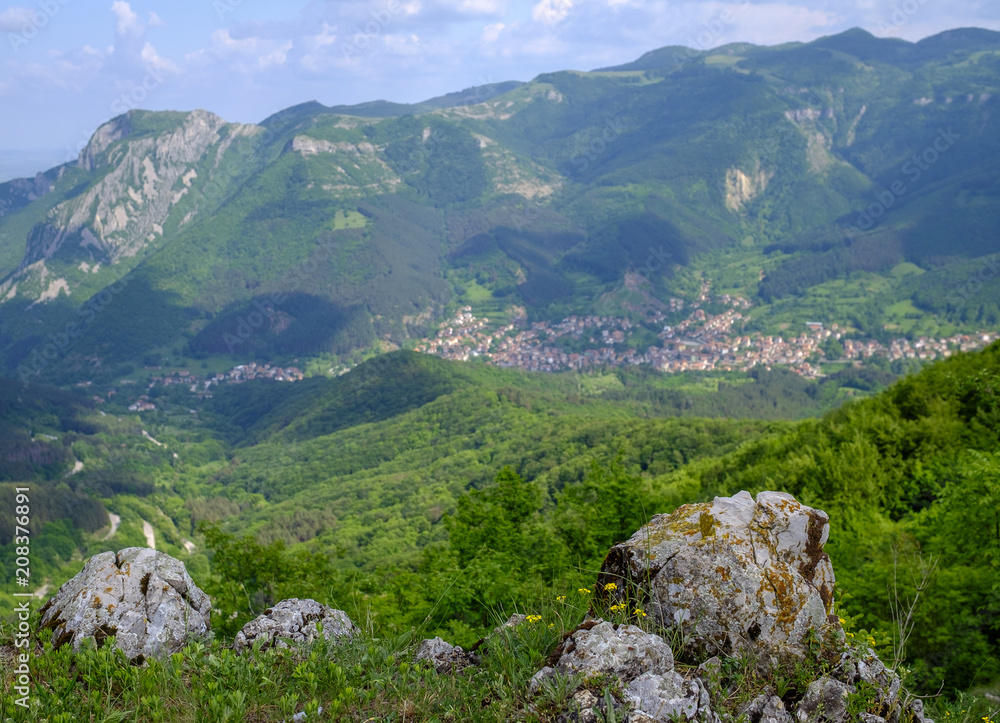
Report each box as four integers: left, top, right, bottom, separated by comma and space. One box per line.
1, 0, 998, 180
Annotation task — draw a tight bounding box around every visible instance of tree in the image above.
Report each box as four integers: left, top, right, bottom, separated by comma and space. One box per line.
446, 465, 541, 567
555, 455, 652, 566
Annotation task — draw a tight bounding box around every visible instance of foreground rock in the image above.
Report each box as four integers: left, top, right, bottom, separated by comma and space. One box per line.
39, 547, 211, 662
533, 619, 716, 722
414, 636, 477, 673
234, 598, 355, 653
599, 490, 838, 663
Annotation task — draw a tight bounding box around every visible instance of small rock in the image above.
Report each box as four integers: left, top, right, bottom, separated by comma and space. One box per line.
414, 636, 476, 673
550, 620, 674, 681
234, 599, 354, 654
796, 676, 852, 722
625, 671, 704, 722
857, 655, 902, 710
761, 695, 794, 723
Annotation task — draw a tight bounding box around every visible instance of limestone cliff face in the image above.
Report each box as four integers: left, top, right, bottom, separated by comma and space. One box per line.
37, 110, 227, 266
1, 110, 258, 304
284, 134, 402, 196
724, 165, 772, 212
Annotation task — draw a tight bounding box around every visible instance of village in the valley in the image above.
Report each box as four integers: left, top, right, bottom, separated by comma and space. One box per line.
113, 280, 997, 411
415, 283, 998, 378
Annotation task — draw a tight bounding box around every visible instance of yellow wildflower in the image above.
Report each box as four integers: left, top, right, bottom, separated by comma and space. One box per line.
634, 608, 647, 617
556, 596, 566, 602
578, 588, 591, 595
604, 582, 618, 591
526, 615, 542, 624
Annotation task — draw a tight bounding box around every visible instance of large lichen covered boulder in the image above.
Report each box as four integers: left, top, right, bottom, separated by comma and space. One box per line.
234, 598, 355, 654
39, 547, 211, 662
599, 490, 838, 662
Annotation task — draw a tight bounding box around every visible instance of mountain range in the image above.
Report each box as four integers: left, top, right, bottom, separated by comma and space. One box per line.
1, 26, 999, 386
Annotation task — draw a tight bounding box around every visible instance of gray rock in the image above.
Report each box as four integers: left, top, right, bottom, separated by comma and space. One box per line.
795, 676, 852, 722
543, 619, 714, 722
743, 693, 771, 720
38, 547, 211, 662
567, 689, 601, 723
697, 656, 724, 700
761, 695, 794, 723
414, 636, 476, 673
600, 490, 838, 663
625, 671, 706, 722
530, 665, 558, 695
549, 620, 674, 681
234, 598, 354, 653
857, 655, 902, 711
908, 697, 932, 723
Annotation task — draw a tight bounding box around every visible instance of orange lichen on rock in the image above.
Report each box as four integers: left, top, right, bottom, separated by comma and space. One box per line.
600, 490, 838, 663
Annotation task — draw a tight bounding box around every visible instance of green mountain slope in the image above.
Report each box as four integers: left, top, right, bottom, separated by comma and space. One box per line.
1, 28, 998, 384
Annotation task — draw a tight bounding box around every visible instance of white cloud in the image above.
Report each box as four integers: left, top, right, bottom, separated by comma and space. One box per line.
532, 0, 574, 25
0, 5, 35, 32
455, 0, 505, 13
140, 42, 179, 74
210, 28, 263, 54
722, 3, 838, 46
482, 22, 506, 43
259, 41, 293, 68
310, 22, 338, 50
110, 1, 141, 36
111, 2, 165, 37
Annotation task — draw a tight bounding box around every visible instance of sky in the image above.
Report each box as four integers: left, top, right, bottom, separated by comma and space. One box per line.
0, 0, 998, 180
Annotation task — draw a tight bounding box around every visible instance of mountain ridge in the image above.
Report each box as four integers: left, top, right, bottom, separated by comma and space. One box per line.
1, 27, 998, 384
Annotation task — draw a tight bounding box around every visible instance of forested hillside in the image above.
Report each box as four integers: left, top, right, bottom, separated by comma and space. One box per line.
2, 343, 997, 701
1, 28, 999, 383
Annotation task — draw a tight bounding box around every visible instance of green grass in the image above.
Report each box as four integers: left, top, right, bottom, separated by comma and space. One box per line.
577, 373, 625, 396
329, 209, 367, 230
3, 586, 996, 722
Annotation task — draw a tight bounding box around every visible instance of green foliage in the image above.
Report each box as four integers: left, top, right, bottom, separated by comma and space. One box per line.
6, 29, 1000, 373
